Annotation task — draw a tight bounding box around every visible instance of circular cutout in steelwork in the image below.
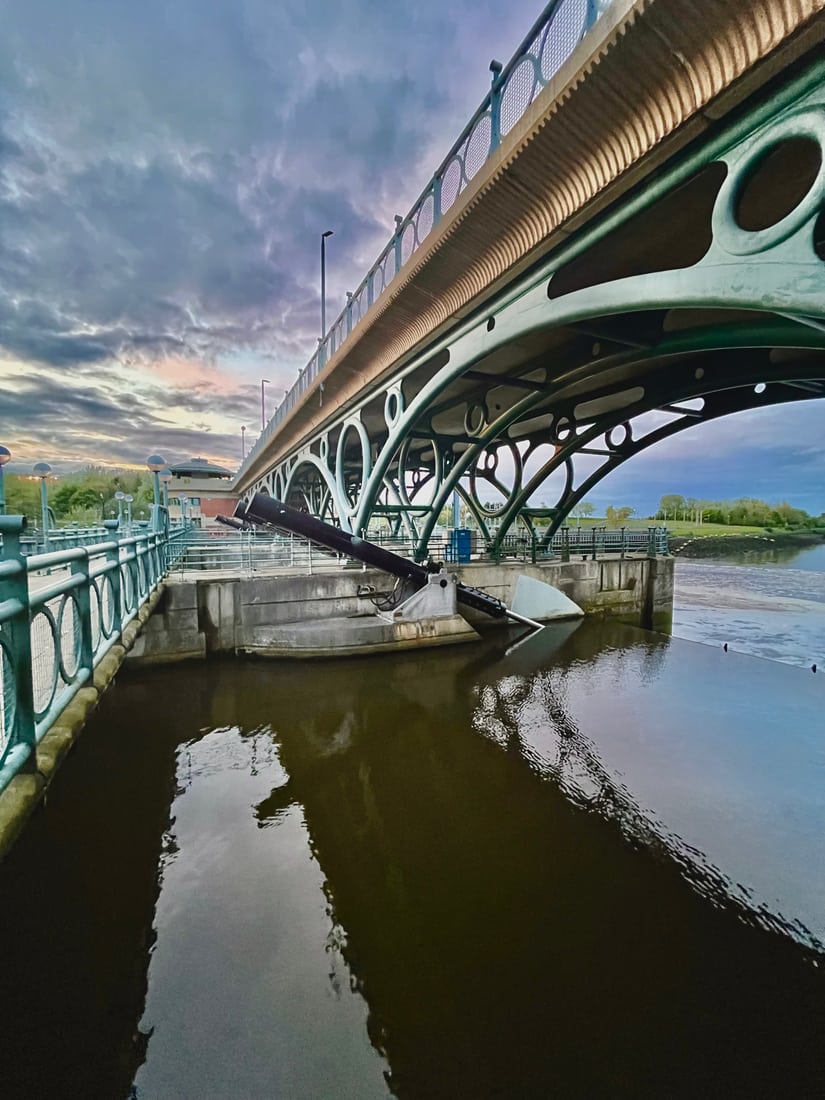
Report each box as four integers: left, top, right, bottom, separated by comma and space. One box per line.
555, 416, 573, 443
713, 109, 825, 255
464, 403, 487, 436
734, 137, 821, 233
607, 422, 632, 450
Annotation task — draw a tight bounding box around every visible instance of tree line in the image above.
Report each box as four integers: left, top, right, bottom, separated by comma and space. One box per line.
655, 494, 824, 528
3, 468, 156, 527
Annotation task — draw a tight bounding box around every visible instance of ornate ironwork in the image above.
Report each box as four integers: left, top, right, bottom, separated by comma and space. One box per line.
243, 62, 825, 558
0, 522, 189, 795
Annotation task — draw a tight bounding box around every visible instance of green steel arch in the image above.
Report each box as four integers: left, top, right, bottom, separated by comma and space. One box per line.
247, 69, 825, 552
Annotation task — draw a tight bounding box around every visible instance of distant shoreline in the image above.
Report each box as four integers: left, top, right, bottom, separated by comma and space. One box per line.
669, 530, 824, 559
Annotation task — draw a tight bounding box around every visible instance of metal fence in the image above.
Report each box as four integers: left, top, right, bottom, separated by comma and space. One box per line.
17, 524, 157, 556
239, 0, 613, 482
173, 530, 340, 577
496, 525, 670, 562
172, 524, 669, 576
0, 517, 189, 795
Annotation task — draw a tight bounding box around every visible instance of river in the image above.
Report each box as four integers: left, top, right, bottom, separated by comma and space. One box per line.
0, 613, 822, 1098
672, 540, 825, 668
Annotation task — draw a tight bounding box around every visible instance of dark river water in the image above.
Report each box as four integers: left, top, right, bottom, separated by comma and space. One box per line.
0, 615, 823, 1099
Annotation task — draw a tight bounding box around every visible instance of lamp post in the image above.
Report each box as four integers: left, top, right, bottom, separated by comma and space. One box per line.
0, 445, 10, 515
261, 379, 270, 430
33, 462, 52, 550
321, 229, 333, 347
115, 490, 125, 528
179, 495, 189, 526
146, 453, 166, 533
125, 494, 134, 533
241, 425, 246, 461
159, 469, 172, 509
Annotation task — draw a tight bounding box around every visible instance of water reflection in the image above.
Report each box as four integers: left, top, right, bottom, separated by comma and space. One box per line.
673, 543, 825, 666
470, 624, 822, 949
0, 682, 184, 1099
0, 622, 823, 1098
249, 626, 824, 1097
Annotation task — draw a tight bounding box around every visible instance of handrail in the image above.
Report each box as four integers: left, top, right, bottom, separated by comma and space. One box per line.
0, 520, 192, 795
237, 0, 614, 483
171, 522, 668, 574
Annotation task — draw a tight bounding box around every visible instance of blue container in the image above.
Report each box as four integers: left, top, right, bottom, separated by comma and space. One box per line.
449, 527, 472, 563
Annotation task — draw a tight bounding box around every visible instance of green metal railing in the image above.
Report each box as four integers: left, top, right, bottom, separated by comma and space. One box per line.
0, 516, 189, 795
493, 525, 670, 563
172, 524, 669, 575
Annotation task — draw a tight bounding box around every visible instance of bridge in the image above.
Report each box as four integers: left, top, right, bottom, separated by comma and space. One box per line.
234, 0, 825, 560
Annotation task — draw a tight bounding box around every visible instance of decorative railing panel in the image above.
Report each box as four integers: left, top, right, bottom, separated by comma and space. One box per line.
0, 518, 189, 795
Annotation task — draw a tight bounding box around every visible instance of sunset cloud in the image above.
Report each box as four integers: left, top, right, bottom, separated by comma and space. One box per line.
0, 0, 822, 513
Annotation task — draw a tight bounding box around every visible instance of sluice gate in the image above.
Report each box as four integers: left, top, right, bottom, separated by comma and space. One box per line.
227, 494, 544, 629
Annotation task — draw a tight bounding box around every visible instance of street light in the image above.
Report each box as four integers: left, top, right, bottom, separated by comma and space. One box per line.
159, 468, 172, 509
321, 229, 333, 345
124, 494, 134, 532
115, 490, 125, 528
33, 462, 52, 549
179, 494, 189, 525
0, 445, 10, 515
261, 379, 270, 430
241, 425, 247, 461
146, 453, 166, 533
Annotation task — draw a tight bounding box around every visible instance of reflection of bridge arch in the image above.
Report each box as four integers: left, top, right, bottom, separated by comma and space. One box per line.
247, 77, 825, 552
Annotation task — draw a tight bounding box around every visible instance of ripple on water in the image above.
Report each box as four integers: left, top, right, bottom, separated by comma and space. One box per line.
673, 559, 825, 667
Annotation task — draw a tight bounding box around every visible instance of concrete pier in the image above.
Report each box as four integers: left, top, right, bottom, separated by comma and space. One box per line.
128, 556, 674, 664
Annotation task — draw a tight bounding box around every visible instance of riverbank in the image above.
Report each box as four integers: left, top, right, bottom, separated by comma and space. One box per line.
670, 530, 824, 559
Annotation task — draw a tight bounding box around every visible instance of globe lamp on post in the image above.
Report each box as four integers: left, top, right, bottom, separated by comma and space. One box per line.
33, 462, 52, 550
0, 445, 11, 516
124, 494, 134, 533
159, 469, 172, 509
146, 454, 166, 533
115, 490, 125, 528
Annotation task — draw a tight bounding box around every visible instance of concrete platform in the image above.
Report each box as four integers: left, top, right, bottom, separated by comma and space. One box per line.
127, 557, 673, 665
239, 611, 479, 659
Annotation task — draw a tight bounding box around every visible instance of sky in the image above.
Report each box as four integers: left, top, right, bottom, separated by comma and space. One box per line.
0, 0, 822, 516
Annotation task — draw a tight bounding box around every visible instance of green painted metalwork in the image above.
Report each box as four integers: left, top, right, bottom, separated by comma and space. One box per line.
240, 0, 612, 482
244, 57, 825, 559
0, 520, 190, 795
0, 517, 37, 784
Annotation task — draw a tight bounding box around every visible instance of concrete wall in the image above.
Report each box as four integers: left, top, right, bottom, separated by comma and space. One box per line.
128, 556, 673, 664
454, 558, 673, 630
